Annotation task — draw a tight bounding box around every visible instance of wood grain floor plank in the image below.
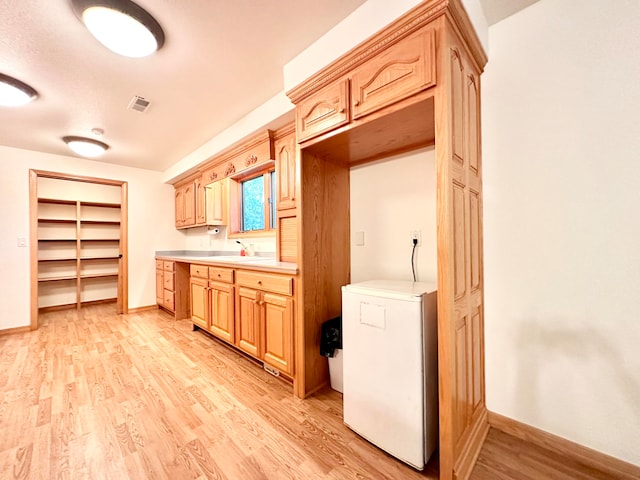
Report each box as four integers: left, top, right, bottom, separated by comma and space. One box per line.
0, 304, 628, 479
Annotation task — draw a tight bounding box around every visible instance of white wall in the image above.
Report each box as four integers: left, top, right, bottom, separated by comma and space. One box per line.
0, 145, 182, 329
482, 0, 640, 466
350, 147, 437, 283
182, 226, 276, 255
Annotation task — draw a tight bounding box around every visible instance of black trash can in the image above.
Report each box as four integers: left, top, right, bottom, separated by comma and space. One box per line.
320, 316, 343, 392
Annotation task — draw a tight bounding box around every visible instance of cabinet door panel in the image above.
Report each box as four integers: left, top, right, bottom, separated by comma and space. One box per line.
175, 188, 184, 227
205, 179, 227, 225
263, 293, 294, 375
190, 277, 209, 329
195, 177, 206, 225
155, 269, 163, 305
275, 131, 297, 211
209, 282, 235, 343
351, 28, 436, 120
183, 183, 196, 226
235, 287, 261, 358
296, 79, 349, 143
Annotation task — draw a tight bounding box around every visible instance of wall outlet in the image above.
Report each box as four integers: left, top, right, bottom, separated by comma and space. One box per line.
411, 230, 421, 246
17, 237, 27, 247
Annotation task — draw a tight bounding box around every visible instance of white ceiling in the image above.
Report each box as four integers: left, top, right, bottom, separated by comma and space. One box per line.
0, 0, 537, 172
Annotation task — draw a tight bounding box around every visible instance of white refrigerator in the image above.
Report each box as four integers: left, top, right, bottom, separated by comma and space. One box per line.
341, 280, 438, 470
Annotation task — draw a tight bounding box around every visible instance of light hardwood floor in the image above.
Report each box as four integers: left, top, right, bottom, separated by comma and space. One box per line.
0, 305, 629, 479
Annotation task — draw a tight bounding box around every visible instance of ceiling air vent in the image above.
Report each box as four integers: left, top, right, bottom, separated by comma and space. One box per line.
128, 95, 150, 113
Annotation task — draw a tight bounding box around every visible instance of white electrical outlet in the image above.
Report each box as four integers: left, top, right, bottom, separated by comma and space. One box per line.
411, 230, 421, 246
17, 237, 27, 247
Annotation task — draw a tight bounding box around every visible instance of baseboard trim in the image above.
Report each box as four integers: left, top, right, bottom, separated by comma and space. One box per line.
127, 305, 157, 314
0, 326, 32, 337
488, 411, 640, 480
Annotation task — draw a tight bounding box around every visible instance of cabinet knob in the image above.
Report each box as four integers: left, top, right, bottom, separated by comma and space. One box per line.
339, 107, 346, 113
257, 280, 262, 285
354, 100, 360, 106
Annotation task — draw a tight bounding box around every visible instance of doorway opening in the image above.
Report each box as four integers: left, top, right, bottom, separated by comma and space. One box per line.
29, 170, 128, 328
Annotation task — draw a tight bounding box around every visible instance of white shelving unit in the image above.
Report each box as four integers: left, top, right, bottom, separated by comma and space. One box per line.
37, 198, 121, 310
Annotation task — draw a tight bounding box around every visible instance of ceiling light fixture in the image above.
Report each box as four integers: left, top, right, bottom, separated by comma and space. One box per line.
63, 136, 109, 157
0, 73, 38, 107
71, 0, 165, 58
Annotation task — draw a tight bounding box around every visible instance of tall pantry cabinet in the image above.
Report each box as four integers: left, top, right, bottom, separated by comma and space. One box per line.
286, 1, 487, 478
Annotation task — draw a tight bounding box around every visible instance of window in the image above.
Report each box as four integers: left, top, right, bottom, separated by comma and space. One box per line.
236, 169, 276, 233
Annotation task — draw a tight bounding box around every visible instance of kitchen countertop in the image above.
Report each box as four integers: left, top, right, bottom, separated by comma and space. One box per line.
155, 251, 298, 274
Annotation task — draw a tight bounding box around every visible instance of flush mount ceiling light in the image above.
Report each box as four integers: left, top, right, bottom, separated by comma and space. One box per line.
63, 136, 109, 157
0, 73, 38, 107
71, 0, 165, 58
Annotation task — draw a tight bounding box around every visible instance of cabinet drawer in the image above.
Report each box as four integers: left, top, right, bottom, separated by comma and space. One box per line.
236, 270, 293, 296
155, 259, 163, 270
190, 264, 209, 278
296, 79, 349, 143
209, 267, 234, 283
163, 273, 174, 291
163, 261, 174, 272
163, 290, 175, 311
351, 28, 436, 120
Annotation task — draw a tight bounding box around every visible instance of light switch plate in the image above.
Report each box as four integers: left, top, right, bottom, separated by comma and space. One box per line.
355, 231, 365, 246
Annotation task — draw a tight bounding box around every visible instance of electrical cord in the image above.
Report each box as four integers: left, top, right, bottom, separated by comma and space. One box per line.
411, 238, 418, 282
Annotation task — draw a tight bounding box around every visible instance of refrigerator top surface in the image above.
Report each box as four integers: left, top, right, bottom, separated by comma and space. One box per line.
342, 280, 437, 300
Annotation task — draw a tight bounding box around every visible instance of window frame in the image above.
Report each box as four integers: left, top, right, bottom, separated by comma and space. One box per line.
228, 165, 276, 238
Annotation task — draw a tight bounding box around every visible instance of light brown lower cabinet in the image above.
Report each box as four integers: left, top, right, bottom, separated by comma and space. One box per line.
189, 265, 235, 342
236, 287, 262, 358
190, 276, 208, 329
156, 260, 176, 313
235, 288, 294, 376
209, 281, 235, 343
189, 265, 295, 377
262, 292, 294, 375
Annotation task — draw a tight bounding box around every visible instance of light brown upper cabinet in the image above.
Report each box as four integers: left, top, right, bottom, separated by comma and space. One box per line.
205, 178, 227, 225
195, 176, 206, 225
275, 126, 297, 211
174, 176, 197, 229
296, 79, 350, 143
295, 28, 435, 144
351, 28, 435, 119
172, 131, 275, 230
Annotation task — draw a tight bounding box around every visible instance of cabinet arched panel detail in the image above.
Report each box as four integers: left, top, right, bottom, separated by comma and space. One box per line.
296, 79, 349, 143
275, 129, 297, 211
451, 48, 465, 166
467, 73, 480, 177
352, 28, 436, 120
358, 58, 420, 99
303, 100, 341, 127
